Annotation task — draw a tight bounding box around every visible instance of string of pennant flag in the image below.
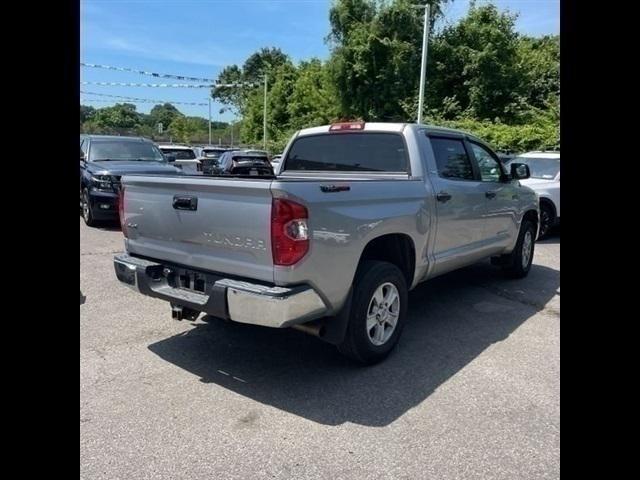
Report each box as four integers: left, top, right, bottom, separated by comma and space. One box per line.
81, 81, 255, 88
80, 63, 258, 88
81, 62, 215, 83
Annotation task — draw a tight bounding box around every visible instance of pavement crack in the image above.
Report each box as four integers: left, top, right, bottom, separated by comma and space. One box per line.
473, 282, 560, 317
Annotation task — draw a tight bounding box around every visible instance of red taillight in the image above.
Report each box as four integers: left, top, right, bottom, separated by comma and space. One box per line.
118, 186, 127, 237
329, 121, 365, 132
271, 198, 309, 266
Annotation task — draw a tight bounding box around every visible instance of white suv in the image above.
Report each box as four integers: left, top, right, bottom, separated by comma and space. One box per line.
506, 151, 560, 238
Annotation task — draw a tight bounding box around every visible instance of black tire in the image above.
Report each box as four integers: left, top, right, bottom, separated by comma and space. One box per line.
81, 188, 97, 227
500, 219, 536, 278
337, 261, 408, 365
538, 202, 554, 239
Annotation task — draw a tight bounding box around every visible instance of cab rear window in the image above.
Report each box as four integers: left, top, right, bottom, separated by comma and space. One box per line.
284, 133, 408, 172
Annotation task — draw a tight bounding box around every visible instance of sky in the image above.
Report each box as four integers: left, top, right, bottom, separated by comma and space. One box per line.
81, 0, 559, 122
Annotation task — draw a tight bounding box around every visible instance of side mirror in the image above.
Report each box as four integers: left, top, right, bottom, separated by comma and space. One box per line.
165, 154, 176, 163
510, 162, 530, 180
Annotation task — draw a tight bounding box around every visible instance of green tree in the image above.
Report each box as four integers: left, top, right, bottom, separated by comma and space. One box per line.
92, 103, 141, 129
148, 103, 183, 129
426, 3, 536, 122
516, 35, 559, 110
80, 105, 96, 123
243, 47, 290, 80
328, 0, 449, 120
212, 47, 291, 117
287, 59, 340, 129
168, 116, 194, 143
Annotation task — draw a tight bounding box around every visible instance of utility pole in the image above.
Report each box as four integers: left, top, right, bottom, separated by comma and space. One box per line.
263, 73, 268, 150
417, 4, 430, 124
208, 97, 212, 145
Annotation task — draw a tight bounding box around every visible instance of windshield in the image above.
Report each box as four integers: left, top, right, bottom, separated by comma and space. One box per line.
508, 157, 560, 179
90, 140, 165, 162
160, 148, 197, 160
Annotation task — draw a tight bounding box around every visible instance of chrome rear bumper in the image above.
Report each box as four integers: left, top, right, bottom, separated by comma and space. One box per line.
113, 253, 327, 328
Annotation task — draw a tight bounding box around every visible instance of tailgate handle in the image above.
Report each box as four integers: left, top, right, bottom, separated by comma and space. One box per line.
172, 195, 198, 211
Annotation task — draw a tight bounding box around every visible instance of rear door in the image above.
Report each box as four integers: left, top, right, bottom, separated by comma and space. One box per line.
122, 175, 275, 282
423, 134, 489, 275
466, 140, 519, 251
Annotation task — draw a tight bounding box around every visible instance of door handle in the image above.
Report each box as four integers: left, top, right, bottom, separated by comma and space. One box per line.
172, 195, 198, 211
436, 191, 452, 203
485, 191, 497, 199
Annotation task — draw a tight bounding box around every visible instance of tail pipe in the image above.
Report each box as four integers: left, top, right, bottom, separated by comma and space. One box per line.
291, 321, 326, 338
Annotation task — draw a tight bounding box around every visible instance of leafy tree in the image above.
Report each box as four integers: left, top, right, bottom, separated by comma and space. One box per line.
243, 47, 290, 80
516, 35, 559, 110
148, 103, 183, 129
328, 0, 449, 120
80, 105, 96, 123
287, 59, 340, 129
427, 3, 523, 121
168, 116, 193, 144
92, 103, 141, 129
212, 47, 291, 117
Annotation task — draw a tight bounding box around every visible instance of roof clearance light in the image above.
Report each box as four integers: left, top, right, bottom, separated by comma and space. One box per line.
329, 121, 365, 132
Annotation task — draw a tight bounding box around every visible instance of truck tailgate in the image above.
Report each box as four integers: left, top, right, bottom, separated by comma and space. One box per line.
121, 175, 275, 283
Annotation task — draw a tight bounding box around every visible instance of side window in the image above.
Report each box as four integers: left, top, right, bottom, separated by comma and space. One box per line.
429, 137, 475, 181
470, 142, 502, 182
80, 139, 86, 156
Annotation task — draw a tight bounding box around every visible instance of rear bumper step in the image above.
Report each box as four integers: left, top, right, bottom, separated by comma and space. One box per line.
113, 253, 327, 328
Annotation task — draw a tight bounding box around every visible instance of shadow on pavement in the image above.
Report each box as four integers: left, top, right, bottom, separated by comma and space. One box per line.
148, 258, 559, 426
537, 228, 560, 245
96, 222, 122, 232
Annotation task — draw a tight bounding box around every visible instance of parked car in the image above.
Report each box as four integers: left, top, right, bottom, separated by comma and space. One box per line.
157, 144, 202, 174
114, 122, 538, 364
216, 150, 274, 176
243, 149, 269, 157
80, 135, 182, 227
198, 146, 232, 175
505, 151, 559, 238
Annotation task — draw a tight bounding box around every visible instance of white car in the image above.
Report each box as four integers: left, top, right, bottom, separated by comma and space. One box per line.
506, 151, 560, 238
157, 144, 202, 174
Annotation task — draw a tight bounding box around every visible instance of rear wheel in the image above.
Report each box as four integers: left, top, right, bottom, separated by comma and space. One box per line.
337, 261, 408, 365
81, 188, 97, 227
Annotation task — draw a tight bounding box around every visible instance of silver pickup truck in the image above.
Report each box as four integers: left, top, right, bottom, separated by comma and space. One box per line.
114, 122, 538, 364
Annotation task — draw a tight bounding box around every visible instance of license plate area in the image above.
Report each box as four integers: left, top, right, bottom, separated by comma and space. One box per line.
167, 268, 208, 294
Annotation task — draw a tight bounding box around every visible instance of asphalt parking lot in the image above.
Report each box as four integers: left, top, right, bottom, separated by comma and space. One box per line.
80, 218, 559, 480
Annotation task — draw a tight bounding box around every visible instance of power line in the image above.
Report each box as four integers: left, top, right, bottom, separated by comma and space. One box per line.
81, 62, 215, 83
81, 91, 208, 106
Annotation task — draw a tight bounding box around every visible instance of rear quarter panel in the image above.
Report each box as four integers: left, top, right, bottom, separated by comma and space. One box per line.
271, 178, 432, 314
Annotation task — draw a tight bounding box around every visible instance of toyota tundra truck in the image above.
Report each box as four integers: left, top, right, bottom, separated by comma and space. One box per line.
113, 122, 538, 364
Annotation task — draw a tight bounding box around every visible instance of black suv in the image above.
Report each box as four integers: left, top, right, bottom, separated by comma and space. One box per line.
80, 135, 182, 226
199, 147, 237, 175
216, 150, 274, 176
